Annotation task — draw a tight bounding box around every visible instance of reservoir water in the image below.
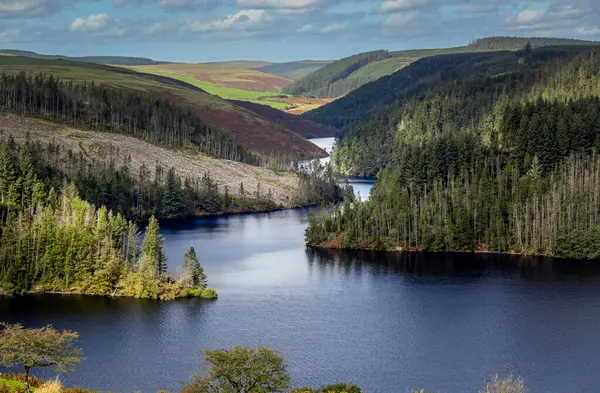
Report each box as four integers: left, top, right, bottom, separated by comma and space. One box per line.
2, 138, 600, 393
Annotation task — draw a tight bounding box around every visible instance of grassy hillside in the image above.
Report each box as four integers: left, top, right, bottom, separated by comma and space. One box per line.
0, 56, 326, 158
125, 63, 292, 92
281, 50, 391, 97
205, 60, 274, 69
126, 63, 331, 113
0, 49, 160, 65
0, 50, 334, 114
253, 60, 332, 80
285, 37, 600, 99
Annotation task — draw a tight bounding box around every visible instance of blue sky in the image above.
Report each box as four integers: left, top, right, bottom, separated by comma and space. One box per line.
1, 0, 599, 62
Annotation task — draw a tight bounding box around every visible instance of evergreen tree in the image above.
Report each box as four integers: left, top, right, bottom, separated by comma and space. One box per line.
183, 246, 207, 289
161, 167, 183, 220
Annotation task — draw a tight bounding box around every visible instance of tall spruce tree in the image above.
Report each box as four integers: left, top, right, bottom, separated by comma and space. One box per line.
161, 167, 183, 220
183, 246, 207, 289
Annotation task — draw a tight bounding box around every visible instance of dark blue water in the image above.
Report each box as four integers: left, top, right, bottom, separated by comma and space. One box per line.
2, 207, 600, 393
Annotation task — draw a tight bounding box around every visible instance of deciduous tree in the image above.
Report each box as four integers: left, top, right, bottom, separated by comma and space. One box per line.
0, 322, 82, 388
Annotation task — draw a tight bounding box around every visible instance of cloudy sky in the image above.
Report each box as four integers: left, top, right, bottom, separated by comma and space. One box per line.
1, 0, 599, 62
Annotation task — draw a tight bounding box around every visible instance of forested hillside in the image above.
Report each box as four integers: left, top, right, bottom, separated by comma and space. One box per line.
289, 36, 599, 101
0, 121, 341, 295
0, 72, 260, 164
468, 37, 599, 51
281, 50, 391, 97
0, 136, 210, 298
0, 114, 340, 222
306, 46, 600, 259
303, 46, 595, 130
0, 56, 326, 159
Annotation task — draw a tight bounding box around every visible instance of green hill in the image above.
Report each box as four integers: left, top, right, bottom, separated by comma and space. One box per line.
281, 50, 391, 97
0, 49, 161, 65
306, 45, 600, 260
285, 36, 600, 99
253, 60, 332, 80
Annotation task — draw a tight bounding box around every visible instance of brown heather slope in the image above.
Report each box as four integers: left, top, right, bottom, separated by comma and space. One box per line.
0, 115, 301, 206
0, 56, 325, 158
125, 63, 292, 92
230, 100, 337, 139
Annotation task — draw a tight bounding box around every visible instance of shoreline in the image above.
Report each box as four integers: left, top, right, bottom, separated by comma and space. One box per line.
0, 289, 219, 300
307, 243, 594, 261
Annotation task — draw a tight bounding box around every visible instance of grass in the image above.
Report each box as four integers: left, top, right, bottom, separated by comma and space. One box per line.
347, 57, 410, 80
0, 56, 235, 112
0, 378, 35, 391
203, 61, 274, 69
146, 73, 291, 110
0, 379, 24, 388
125, 64, 321, 111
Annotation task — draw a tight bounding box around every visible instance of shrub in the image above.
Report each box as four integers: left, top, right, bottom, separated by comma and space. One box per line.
36, 378, 63, 393
183, 346, 289, 393
200, 288, 218, 299
290, 384, 362, 393
319, 383, 361, 393
63, 387, 102, 393
480, 375, 526, 393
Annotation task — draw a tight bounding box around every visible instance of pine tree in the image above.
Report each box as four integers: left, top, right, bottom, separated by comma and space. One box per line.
183, 246, 207, 289
0, 142, 16, 203
134, 216, 166, 298
161, 167, 183, 220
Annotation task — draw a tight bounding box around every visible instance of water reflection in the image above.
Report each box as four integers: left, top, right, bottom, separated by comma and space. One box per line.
306, 247, 600, 282
4, 189, 600, 393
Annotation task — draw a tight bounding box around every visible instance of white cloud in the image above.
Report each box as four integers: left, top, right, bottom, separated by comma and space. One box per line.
0, 0, 73, 17
185, 9, 266, 33
71, 14, 112, 33
382, 11, 419, 28
142, 21, 168, 35
575, 26, 600, 36
321, 22, 348, 34
113, 0, 213, 8
377, 0, 427, 14
297, 24, 315, 33
503, 0, 600, 35
515, 10, 543, 23
236, 0, 328, 9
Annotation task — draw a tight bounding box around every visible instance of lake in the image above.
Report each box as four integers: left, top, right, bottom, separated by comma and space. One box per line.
2, 138, 600, 393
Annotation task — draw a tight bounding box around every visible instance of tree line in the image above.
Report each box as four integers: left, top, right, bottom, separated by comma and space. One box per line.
0, 135, 282, 222
303, 46, 595, 130
468, 36, 599, 51
281, 50, 391, 98
306, 47, 600, 259
0, 138, 215, 298
0, 72, 261, 165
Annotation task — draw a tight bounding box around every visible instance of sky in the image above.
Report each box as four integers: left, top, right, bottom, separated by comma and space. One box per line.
1, 0, 599, 62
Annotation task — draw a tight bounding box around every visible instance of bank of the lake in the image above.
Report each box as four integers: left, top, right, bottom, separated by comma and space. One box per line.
3, 204, 600, 393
